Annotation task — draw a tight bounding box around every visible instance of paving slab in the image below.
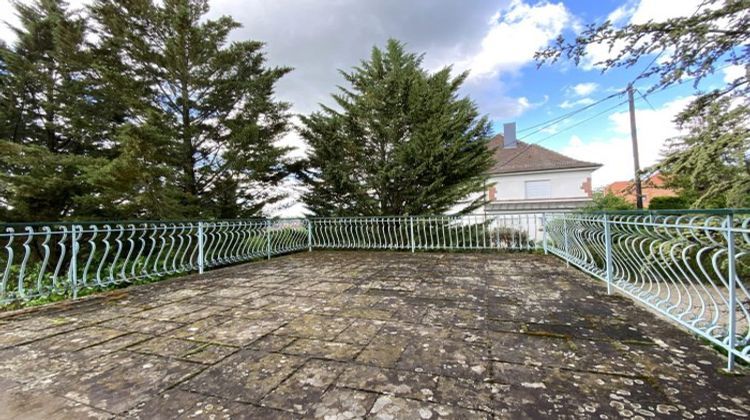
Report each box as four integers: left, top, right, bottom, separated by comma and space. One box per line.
0, 251, 748, 419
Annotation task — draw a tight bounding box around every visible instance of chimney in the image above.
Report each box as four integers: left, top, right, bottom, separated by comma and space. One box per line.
503, 122, 517, 149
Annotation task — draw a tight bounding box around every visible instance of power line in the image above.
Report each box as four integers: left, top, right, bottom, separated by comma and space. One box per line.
524, 62, 735, 140
525, 99, 628, 145
636, 89, 656, 110
495, 98, 630, 170
513, 60, 724, 142
516, 91, 623, 137
497, 62, 734, 171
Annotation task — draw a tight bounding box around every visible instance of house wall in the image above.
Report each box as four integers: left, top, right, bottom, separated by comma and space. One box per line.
487, 169, 594, 201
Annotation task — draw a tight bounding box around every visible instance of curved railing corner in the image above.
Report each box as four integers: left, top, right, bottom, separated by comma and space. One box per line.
544, 211, 750, 371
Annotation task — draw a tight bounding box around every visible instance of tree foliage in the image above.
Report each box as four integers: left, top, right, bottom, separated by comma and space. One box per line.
648, 195, 690, 210
300, 40, 493, 216
0, 0, 113, 221
536, 0, 750, 207
90, 0, 292, 218
583, 191, 635, 211
660, 98, 749, 207
0, 0, 292, 221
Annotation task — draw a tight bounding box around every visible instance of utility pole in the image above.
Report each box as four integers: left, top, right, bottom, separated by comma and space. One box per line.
627, 83, 644, 209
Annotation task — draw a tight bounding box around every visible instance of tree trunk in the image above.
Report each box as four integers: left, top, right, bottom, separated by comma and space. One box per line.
180, 51, 197, 198
45, 64, 56, 152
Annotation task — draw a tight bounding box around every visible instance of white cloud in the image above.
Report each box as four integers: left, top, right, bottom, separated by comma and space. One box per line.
559, 97, 595, 109
560, 96, 692, 187
457, 0, 572, 81
569, 134, 584, 147
0, 0, 573, 136
208, 0, 512, 116
518, 95, 549, 113
444, 0, 572, 121
0, 0, 90, 44
723, 65, 746, 84
582, 0, 703, 70
628, 0, 702, 24
605, 3, 636, 25
570, 82, 598, 96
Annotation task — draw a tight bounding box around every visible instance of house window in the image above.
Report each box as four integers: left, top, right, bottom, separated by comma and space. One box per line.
525, 180, 551, 199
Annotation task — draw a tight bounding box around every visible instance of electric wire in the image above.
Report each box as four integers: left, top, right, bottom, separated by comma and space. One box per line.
495, 98, 630, 170
516, 91, 623, 136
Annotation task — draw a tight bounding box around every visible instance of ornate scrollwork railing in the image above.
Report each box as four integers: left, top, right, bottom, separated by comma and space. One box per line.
2, 210, 748, 370
544, 210, 750, 369
1, 214, 541, 306
0, 219, 311, 305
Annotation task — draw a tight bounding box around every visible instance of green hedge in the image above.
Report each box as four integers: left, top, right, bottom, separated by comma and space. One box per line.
648, 196, 689, 210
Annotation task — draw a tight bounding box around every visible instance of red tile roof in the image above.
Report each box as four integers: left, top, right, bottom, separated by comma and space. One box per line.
488, 134, 602, 174
605, 173, 678, 207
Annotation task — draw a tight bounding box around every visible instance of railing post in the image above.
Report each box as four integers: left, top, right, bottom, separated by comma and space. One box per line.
563, 216, 570, 267
726, 213, 737, 371
197, 221, 204, 274
410, 216, 415, 253
307, 219, 313, 252
266, 220, 271, 260
542, 213, 548, 255
70, 225, 79, 299
604, 213, 613, 295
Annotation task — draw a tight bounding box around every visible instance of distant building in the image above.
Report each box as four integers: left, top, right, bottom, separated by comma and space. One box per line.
482, 123, 602, 214
605, 173, 677, 208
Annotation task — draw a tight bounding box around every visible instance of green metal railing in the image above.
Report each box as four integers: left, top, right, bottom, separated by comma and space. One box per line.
1, 214, 541, 306
3, 210, 748, 370
545, 211, 750, 370
309, 215, 542, 251
0, 219, 311, 305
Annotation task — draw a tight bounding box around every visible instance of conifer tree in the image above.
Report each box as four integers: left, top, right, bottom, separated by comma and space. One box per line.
0, 0, 110, 221
300, 39, 493, 216
659, 97, 749, 207
91, 0, 292, 218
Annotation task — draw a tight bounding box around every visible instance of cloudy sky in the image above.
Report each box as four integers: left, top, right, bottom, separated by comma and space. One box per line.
1, 0, 741, 215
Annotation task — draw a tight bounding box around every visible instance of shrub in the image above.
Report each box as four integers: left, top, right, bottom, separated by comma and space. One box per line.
583, 191, 635, 211
648, 196, 689, 210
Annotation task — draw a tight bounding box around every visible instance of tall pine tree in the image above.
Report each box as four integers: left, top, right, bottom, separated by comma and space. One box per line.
0, 0, 112, 221
90, 0, 292, 218
659, 97, 749, 207
300, 40, 493, 216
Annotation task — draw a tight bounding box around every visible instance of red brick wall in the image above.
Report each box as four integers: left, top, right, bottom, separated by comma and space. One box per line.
580, 177, 593, 197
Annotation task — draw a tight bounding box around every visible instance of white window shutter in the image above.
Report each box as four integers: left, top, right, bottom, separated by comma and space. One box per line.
525, 180, 551, 199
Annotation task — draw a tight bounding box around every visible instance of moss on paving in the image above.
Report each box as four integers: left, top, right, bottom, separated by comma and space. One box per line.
0, 251, 747, 418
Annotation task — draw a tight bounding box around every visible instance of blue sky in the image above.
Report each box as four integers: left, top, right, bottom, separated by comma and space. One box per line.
439, 0, 739, 190
1, 0, 742, 216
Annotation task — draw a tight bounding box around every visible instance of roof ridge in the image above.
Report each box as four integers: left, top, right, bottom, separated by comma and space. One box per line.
488, 134, 602, 174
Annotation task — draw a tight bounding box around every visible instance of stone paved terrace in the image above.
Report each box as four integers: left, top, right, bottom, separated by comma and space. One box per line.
1, 251, 749, 419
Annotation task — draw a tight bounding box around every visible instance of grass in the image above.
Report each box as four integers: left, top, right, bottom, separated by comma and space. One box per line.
1, 271, 177, 312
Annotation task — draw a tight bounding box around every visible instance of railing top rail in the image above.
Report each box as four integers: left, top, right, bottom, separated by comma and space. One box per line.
2, 210, 745, 228
0, 217, 276, 227
581, 208, 750, 216
306, 213, 532, 220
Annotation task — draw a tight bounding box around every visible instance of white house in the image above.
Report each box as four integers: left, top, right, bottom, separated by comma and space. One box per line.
482, 123, 601, 214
